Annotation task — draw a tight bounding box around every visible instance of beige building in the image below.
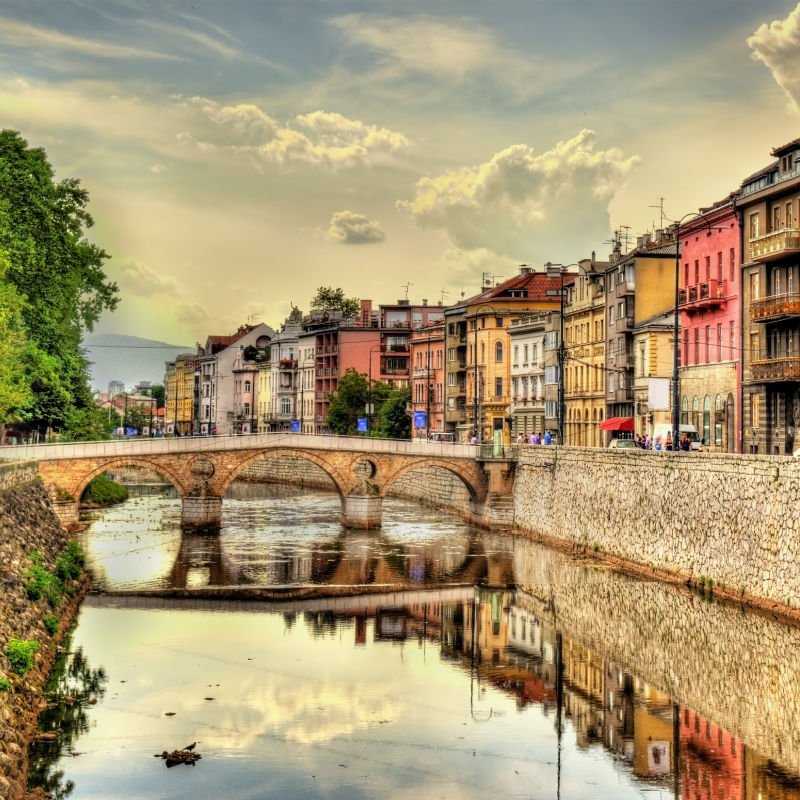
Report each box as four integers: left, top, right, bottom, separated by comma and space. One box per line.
632, 312, 675, 441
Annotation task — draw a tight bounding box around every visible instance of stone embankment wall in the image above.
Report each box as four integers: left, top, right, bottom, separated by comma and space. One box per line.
0, 461, 85, 800
513, 446, 800, 615
508, 535, 800, 774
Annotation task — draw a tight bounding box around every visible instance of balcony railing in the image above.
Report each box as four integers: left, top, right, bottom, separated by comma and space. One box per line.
751, 356, 800, 382
412, 368, 433, 378
679, 279, 728, 311
750, 228, 800, 262
751, 292, 800, 322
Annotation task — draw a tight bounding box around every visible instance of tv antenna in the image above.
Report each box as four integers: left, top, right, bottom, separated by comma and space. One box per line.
649, 197, 667, 229
438, 288, 449, 305
401, 282, 413, 300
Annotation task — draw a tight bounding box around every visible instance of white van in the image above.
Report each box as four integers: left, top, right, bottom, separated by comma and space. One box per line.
651, 423, 702, 451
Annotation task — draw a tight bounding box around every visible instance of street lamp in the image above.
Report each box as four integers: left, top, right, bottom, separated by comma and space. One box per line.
367, 342, 383, 433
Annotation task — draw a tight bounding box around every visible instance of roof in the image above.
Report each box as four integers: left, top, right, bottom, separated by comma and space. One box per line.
464, 270, 566, 308
772, 136, 800, 157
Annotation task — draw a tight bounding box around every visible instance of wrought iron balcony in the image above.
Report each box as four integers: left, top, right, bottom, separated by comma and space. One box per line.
751, 292, 800, 322
750, 228, 800, 262
751, 356, 800, 382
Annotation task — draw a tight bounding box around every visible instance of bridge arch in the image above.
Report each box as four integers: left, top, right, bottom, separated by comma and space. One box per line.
379, 458, 486, 504
70, 458, 188, 502
220, 448, 352, 501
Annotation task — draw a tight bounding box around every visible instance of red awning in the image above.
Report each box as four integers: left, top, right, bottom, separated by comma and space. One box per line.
599, 416, 634, 431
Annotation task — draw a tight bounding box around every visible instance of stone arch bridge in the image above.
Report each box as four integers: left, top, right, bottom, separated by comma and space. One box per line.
6, 434, 516, 531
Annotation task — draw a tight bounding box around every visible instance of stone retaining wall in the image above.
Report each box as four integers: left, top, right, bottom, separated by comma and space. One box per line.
513, 446, 800, 614
0, 465, 85, 800
236, 457, 336, 491
508, 535, 800, 774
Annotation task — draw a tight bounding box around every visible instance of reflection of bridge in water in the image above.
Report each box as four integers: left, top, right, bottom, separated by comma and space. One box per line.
166, 529, 504, 592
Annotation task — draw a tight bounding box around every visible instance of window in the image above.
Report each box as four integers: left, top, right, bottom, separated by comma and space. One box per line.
694, 328, 700, 363
683, 330, 689, 366
717, 323, 722, 362
717, 251, 723, 282
730, 248, 735, 283
750, 332, 760, 362
787, 202, 794, 229
447, 347, 456, 362
705, 255, 711, 281
729, 321, 735, 360
694, 259, 700, 283
790, 268, 795, 294
705, 326, 711, 363
750, 272, 760, 300
703, 396, 711, 446
495, 316, 503, 328
513, 345, 518, 366
715, 394, 724, 447
495, 377, 503, 398
774, 206, 781, 231
243, 381, 251, 393
774, 268, 782, 296
750, 212, 760, 239
750, 393, 760, 430
684, 262, 689, 287
495, 341, 503, 362
281, 397, 291, 414
447, 372, 456, 387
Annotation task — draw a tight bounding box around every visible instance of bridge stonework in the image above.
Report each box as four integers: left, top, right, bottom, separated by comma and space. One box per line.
27, 436, 498, 532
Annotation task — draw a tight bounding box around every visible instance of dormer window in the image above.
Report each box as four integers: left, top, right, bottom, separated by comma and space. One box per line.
781, 153, 795, 173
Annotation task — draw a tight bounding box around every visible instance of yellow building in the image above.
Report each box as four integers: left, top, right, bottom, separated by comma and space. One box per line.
464, 267, 563, 443
164, 353, 197, 434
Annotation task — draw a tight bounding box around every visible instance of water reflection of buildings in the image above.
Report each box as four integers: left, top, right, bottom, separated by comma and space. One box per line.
304, 584, 800, 800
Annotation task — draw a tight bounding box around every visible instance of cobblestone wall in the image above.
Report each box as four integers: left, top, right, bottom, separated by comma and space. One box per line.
0, 466, 86, 800
507, 534, 800, 774
513, 446, 800, 613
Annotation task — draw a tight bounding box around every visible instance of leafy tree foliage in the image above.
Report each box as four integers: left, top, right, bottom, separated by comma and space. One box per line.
0, 256, 33, 426
0, 130, 118, 439
310, 286, 360, 319
326, 368, 369, 435
377, 388, 411, 439
146, 383, 166, 409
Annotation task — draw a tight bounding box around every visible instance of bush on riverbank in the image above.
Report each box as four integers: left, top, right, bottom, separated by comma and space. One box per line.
81, 473, 128, 506
6, 638, 39, 676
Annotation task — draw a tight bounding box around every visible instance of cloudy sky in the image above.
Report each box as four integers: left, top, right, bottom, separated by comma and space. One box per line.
2, 0, 800, 343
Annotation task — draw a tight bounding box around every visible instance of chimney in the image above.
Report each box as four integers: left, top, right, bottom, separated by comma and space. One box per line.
643, 233, 652, 247
519, 265, 532, 275
636, 236, 644, 249
655, 228, 664, 242
422, 298, 428, 306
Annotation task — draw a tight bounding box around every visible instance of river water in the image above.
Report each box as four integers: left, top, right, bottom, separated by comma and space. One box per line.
27, 483, 800, 799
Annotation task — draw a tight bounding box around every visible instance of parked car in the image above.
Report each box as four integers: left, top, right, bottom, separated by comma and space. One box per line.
608, 438, 638, 449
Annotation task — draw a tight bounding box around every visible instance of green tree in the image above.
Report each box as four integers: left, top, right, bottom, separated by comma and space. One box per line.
327, 368, 369, 435
60, 406, 115, 442
0, 130, 118, 438
147, 383, 166, 409
0, 256, 33, 435
310, 286, 360, 319
377, 388, 411, 439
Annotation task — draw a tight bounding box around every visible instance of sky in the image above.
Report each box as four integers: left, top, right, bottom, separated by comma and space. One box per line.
2, 0, 800, 345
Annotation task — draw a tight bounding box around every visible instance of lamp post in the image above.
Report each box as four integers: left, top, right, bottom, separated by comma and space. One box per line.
367, 342, 383, 433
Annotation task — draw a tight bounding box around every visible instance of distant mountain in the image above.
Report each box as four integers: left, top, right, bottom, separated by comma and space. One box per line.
83, 334, 193, 392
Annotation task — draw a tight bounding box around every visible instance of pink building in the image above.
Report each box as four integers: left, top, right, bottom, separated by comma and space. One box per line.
409, 321, 445, 440
678, 197, 741, 451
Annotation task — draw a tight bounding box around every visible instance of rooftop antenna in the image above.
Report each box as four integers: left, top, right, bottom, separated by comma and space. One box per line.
401, 282, 413, 300
438, 288, 449, 306
649, 197, 667, 229
619, 225, 632, 252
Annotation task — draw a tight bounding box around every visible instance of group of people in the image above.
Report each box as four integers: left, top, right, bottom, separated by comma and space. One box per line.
635, 433, 693, 451
514, 431, 553, 446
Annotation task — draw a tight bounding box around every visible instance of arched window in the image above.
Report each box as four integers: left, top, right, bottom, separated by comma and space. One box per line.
495, 341, 503, 362
692, 396, 699, 431
681, 396, 689, 426
714, 394, 724, 446
703, 395, 711, 446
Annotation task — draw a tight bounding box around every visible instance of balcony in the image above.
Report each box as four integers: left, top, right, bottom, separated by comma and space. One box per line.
413, 367, 433, 378
679, 279, 728, 312
608, 387, 633, 402
614, 279, 635, 298
750, 228, 800, 262
751, 292, 800, 322
751, 356, 800, 382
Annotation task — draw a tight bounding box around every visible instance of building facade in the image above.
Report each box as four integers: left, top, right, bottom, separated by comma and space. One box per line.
409, 321, 445, 440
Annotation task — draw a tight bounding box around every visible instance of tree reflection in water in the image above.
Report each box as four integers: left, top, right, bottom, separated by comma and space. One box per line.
26, 631, 108, 800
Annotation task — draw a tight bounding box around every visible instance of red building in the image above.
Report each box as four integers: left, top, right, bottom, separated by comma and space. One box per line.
678, 197, 741, 451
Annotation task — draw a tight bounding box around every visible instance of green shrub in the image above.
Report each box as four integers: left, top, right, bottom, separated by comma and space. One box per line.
81, 473, 128, 506
43, 615, 59, 635
23, 556, 62, 608
6, 639, 39, 676
0, 676, 11, 692
55, 540, 84, 581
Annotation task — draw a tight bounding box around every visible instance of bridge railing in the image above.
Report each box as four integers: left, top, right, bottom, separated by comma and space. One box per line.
0, 432, 499, 462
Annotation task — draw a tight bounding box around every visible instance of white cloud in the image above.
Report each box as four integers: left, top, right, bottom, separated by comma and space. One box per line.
329, 13, 535, 83
0, 16, 181, 61
148, 163, 167, 174
398, 130, 639, 261
181, 98, 410, 168
116, 259, 177, 297
328, 210, 386, 244
748, 3, 800, 113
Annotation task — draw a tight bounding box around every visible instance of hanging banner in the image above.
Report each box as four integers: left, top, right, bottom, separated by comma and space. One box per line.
413, 411, 427, 428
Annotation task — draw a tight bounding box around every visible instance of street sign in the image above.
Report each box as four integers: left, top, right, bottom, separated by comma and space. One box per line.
357, 417, 368, 433
413, 411, 427, 428
290, 419, 300, 433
